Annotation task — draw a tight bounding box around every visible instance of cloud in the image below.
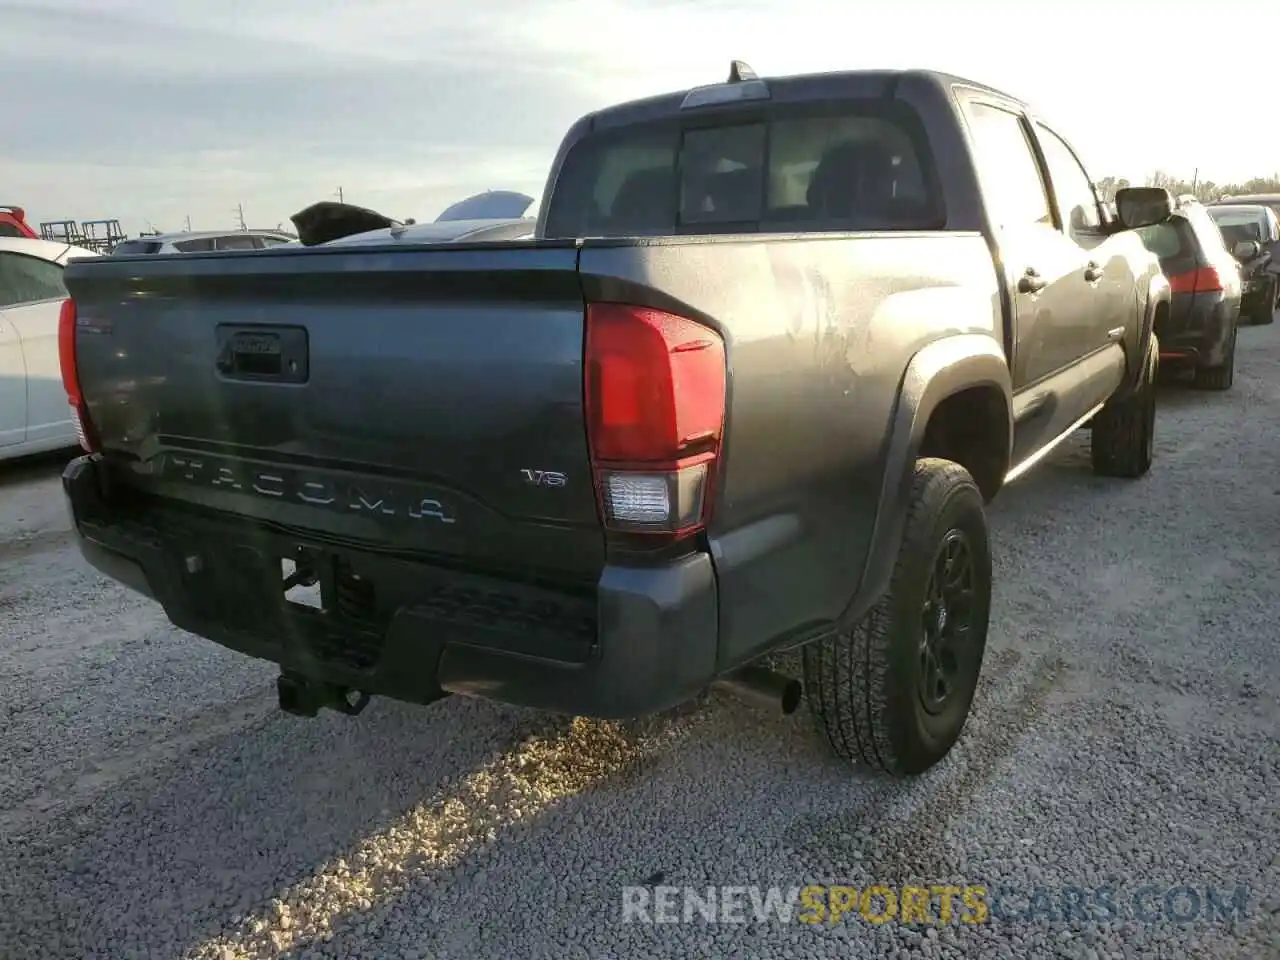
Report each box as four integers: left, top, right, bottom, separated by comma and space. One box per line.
0, 0, 596, 231
2, 0, 1276, 237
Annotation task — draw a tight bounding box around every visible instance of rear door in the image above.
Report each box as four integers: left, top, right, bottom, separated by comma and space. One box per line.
1028, 120, 1131, 360
960, 95, 1109, 461
0, 250, 72, 445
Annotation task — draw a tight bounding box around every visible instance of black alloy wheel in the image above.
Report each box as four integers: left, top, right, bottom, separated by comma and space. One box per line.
918, 529, 976, 714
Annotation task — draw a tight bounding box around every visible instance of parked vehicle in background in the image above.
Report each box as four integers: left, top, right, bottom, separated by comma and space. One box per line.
109, 229, 297, 256
1211, 193, 1280, 221
321, 217, 535, 247
59, 64, 1172, 778
287, 200, 532, 246
0, 237, 100, 459
1205, 203, 1280, 324
435, 190, 535, 222
1135, 197, 1242, 388
0, 205, 38, 239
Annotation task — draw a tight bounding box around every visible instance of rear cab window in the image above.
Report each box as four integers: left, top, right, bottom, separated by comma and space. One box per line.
543, 102, 943, 238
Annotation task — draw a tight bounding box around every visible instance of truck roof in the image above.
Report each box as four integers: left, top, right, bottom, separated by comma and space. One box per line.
585, 68, 1029, 131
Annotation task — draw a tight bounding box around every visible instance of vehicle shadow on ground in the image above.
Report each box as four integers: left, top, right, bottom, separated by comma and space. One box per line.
137, 643, 1050, 958
0, 448, 76, 489
9, 644, 1001, 959
5, 694, 571, 954
1154, 371, 1231, 412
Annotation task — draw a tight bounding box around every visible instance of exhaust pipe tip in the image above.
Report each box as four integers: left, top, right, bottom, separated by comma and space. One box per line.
779, 676, 803, 715
713, 664, 804, 715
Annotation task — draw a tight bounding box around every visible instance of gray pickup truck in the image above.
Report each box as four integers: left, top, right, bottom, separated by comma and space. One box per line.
59, 63, 1173, 776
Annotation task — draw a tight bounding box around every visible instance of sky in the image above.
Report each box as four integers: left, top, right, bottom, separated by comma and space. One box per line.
4, 0, 1278, 238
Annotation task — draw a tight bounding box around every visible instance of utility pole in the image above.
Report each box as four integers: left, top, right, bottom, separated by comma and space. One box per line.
234, 203, 246, 230
1191, 168, 1199, 195
335, 186, 345, 204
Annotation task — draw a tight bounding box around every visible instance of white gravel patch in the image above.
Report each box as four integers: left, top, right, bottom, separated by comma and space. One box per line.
1, 327, 1278, 959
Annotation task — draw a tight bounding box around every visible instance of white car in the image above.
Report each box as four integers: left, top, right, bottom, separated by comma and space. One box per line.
0, 237, 101, 460
109, 229, 296, 255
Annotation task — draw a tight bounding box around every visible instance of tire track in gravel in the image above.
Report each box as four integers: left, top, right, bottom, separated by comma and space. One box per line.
785, 647, 1067, 879
0, 687, 281, 839
0, 527, 75, 564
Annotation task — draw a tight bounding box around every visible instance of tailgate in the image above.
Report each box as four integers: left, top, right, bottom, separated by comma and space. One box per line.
62, 241, 605, 581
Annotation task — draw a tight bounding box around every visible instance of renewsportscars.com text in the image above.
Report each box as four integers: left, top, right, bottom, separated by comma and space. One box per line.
621, 884, 1249, 926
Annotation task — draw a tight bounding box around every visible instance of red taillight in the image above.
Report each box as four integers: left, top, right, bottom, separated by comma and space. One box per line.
58, 298, 98, 452
584, 303, 726, 540
1168, 266, 1223, 294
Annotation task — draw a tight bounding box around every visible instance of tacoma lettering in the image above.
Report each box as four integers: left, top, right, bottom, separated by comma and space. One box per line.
161, 454, 456, 523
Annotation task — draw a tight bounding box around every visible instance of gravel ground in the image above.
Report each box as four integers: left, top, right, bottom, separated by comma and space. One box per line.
2, 328, 1278, 960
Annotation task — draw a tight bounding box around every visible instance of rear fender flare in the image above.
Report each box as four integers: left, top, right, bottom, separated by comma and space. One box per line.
842, 334, 1012, 629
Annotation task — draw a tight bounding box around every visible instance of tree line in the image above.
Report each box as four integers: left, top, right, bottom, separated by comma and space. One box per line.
1095, 173, 1280, 204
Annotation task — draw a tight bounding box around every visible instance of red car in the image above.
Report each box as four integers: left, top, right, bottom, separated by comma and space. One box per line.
0, 205, 37, 238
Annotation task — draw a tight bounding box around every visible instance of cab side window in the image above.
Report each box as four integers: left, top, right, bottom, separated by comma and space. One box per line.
1033, 123, 1103, 239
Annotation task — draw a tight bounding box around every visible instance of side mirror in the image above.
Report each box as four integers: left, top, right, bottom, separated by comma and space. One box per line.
1115, 186, 1173, 229
1233, 240, 1261, 261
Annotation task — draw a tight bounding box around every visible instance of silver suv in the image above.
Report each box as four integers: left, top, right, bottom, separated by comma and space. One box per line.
109, 229, 296, 255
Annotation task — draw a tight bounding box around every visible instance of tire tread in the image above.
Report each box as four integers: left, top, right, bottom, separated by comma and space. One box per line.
803, 458, 987, 776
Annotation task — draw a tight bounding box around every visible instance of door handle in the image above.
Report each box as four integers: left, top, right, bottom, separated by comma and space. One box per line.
1017, 267, 1048, 294
1084, 261, 1104, 283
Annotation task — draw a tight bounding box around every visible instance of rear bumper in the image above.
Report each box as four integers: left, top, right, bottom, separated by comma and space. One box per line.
64, 455, 720, 719
1155, 293, 1234, 366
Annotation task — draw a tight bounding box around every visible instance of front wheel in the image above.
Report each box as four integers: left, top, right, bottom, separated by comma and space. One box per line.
802, 458, 992, 776
1091, 338, 1156, 478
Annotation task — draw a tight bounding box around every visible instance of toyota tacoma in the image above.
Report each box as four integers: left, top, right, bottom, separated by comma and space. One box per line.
59, 64, 1172, 775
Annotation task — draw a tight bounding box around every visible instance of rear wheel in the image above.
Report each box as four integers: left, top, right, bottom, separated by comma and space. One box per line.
1250, 278, 1276, 325
802, 458, 991, 776
1092, 338, 1157, 478
1192, 324, 1236, 391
